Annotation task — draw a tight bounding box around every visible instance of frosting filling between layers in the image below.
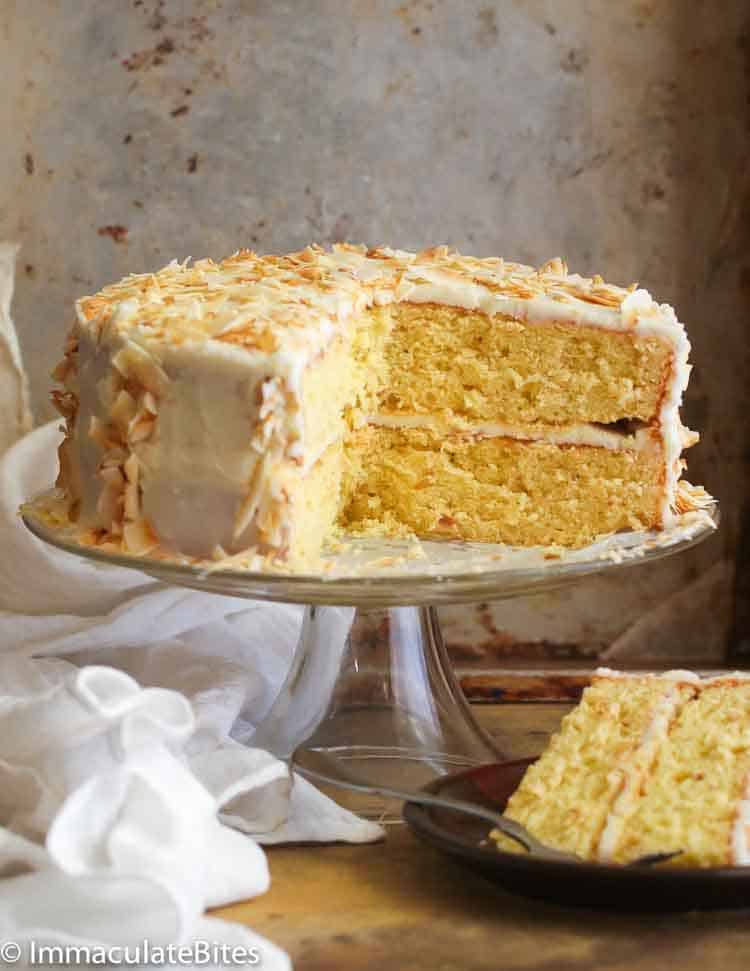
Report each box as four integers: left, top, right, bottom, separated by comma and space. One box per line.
366, 414, 665, 453
595, 679, 695, 861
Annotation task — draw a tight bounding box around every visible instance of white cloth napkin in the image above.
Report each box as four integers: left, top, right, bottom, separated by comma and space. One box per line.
0, 244, 32, 454
0, 656, 291, 970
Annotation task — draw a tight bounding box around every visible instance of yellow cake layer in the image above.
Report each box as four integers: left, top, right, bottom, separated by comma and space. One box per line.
301, 306, 395, 455
496, 676, 681, 858
610, 680, 750, 867
339, 426, 665, 548
301, 338, 359, 461
380, 303, 674, 425
286, 441, 343, 565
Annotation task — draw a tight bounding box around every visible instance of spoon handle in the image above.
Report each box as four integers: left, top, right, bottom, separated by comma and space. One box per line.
293, 749, 683, 868
292, 747, 579, 861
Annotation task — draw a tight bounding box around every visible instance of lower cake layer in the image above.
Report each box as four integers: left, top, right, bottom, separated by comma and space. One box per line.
339, 426, 666, 548
285, 441, 343, 565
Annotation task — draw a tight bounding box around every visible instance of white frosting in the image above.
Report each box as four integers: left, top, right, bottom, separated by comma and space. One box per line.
594, 667, 701, 683
657, 327, 692, 527
397, 279, 666, 335
70, 329, 310, 556
137, 342, 295, 555
696, 671, 750, 686
337, 248, 687, 343
367, 414, 660, 453
732, 773, 750, 866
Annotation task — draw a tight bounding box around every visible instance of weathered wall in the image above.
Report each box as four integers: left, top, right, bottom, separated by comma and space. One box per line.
2, 0, 748, 661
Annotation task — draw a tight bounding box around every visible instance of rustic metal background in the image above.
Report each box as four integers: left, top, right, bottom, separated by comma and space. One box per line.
2, 0, 748, 665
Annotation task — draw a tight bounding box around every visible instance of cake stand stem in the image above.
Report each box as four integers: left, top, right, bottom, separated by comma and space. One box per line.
250, 604, 502, 822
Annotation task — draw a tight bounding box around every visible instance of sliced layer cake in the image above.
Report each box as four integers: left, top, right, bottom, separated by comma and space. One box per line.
50, 245, 703, 566
494, 669, 750, 867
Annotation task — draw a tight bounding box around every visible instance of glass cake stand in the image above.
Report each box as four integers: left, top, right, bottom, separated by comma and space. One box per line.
24, 504, 717, 821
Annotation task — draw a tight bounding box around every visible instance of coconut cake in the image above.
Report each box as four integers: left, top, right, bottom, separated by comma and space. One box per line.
50, 244, 703, 566
493, 669, 750, 867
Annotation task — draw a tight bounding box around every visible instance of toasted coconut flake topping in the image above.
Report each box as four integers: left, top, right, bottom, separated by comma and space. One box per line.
674, 481, 714, 514
74, 244, 684, 356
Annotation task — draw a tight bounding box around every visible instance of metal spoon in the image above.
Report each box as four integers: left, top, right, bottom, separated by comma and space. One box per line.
292, 747, 682, 867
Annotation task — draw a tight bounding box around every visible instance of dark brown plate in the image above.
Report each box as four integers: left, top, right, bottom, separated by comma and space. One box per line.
403, 759, 750, 911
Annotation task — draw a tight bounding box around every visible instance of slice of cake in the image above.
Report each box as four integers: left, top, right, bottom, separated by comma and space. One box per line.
493, 669, 750, 867
50, 245, 703, 566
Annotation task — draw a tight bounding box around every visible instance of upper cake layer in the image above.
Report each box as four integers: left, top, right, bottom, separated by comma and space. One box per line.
74, 244, 691, 433
71, 245, 691, 450
380, 302, 676, 426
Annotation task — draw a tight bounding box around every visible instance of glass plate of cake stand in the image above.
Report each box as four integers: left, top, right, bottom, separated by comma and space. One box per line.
23, 501, 717, 824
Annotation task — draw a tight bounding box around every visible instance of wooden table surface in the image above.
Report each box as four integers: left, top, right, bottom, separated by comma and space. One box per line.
214, 705, 750, 970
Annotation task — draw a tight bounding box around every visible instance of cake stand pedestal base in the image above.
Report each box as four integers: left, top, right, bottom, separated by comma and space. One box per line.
250, 605, 502, 822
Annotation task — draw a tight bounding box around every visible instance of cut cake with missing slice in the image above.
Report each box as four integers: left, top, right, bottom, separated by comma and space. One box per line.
493, 669, 750, 867
50, 245, 705, 567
